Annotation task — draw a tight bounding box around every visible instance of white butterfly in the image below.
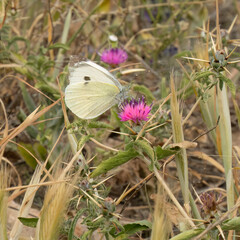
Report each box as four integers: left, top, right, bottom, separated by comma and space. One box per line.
65, 60, 128, 119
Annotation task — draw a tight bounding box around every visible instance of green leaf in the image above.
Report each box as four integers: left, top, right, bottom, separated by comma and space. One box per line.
132, 84, 155, 103
17, 142, 48, 169
18, 217, 38, 228
33, 142, 48, 162
218, 74, 236, 96
112, 220, 152, 237
48, 43, 70, 50
125, 141, 135, 151
8, 37, 30, 50
17, 143, 38, 169
68, 209, 87, 240
19, 82, 36, 113
219, 78, 224, 91
194, 71, 215, 81
155, 145, 177, 160
123, 220, 151, 235
90, 148, 139, 178
134, 140, 154, 161
222, 217, 240, 231
109, 219, 125, 238
170, 229, 204, 240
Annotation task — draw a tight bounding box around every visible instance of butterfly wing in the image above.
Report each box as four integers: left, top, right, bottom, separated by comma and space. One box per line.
68, 61, 123, 90
65, 81, 120, 119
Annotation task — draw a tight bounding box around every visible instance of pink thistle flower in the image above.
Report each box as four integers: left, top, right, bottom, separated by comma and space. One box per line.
119, 97, 152, 123
100, 48, 128, 65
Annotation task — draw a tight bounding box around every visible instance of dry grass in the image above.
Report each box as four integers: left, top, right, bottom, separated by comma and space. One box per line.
35, 169, 77, 240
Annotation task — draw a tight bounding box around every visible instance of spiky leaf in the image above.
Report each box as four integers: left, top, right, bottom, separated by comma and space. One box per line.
218, 74, 236, 96
68, 209, 87, 240
90, 148, 139, 178
134, 140, 154, 161
194, 71, 215, 81
110, 220, 151, 238
155, 145, 177, 160
123, 220, 152, 234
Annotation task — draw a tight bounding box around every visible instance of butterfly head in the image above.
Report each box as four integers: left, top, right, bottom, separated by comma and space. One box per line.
116, 86, 130, 106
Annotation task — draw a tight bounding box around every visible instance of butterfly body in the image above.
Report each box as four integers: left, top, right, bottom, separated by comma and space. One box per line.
65, 61, 127, 119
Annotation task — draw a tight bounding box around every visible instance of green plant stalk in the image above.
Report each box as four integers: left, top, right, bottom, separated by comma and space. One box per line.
170, 76, 189, 212
53, 7, 72, 79
196, 75, 234, 211
222, 216, 240, 231
198, 87, 217, 147
189, 193, 202, 221
170, 228, 204, 240
171, 215, 240, 240
216, 84, 234, 213
170, 77, 202, 222
195, 79, 235, 239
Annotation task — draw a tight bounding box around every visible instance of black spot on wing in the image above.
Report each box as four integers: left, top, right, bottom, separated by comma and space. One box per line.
84, 76, 91, 81
84, 82, 89, 85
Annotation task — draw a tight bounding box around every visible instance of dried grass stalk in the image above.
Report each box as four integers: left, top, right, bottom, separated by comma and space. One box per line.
0, 166, 8, 240
170, 74, 189, 212
10, 165, 42, 240
151, 184, 170, 240
35, 169, 76, 240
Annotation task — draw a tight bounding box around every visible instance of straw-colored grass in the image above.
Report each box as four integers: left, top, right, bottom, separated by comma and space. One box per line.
151, 185, 170, 240
35, 169, 77, 240
0, 167, 8, 240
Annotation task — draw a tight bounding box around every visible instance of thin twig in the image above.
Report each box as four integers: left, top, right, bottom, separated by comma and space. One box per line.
192, 116, 220, 142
